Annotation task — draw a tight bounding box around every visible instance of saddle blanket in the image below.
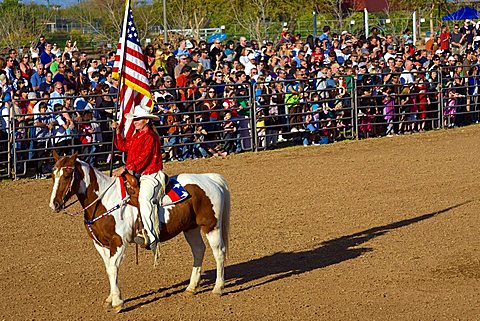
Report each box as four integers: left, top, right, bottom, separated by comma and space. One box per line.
119, 176, 190, 206
162, 178, 190, 206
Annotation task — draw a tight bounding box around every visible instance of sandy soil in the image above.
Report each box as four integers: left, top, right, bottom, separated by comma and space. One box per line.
1, 126, 480, 321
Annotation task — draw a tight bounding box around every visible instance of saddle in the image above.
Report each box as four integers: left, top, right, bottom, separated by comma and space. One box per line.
120, 172, 188, 245
120, 173, 143, 241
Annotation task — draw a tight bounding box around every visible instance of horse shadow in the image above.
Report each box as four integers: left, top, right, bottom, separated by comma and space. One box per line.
205, 200, 472, 294
123, 200, 471, 310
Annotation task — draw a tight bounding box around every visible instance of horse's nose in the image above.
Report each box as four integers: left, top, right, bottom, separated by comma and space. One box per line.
51, 201, 61, 212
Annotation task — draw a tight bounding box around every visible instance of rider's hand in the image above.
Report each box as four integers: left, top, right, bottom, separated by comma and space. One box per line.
113, 166, 125, 177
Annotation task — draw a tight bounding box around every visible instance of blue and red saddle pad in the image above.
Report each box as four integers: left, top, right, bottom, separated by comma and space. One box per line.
162, 178, 190, 205
119, 176, 189, 206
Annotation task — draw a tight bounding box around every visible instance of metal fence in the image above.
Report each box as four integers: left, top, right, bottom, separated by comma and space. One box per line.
1, 67, 479, 179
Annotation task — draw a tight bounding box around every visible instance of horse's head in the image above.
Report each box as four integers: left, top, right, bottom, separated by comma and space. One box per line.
49, 151, 79, 212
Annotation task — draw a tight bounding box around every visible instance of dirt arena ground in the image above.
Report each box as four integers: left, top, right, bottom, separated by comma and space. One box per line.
1, 126, 480, 321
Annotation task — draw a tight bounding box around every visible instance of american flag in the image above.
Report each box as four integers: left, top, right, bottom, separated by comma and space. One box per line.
112, 0, 153, 139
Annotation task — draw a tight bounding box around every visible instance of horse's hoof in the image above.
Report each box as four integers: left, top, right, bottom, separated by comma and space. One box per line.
112, 303, 124, 313
212, 288, 223, 296
103, 301, 112, 309
185, 288, 197, 295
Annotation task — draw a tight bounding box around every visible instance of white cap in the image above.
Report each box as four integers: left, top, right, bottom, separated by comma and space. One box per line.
125, 104, 159, 120
448, 55, 456, 61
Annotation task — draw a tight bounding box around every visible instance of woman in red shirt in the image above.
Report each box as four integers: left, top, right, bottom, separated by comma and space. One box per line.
113, 104, 165, 251
439, 25, 451, 53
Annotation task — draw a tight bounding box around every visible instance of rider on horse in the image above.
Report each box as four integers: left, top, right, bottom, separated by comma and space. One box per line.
113, 104, 165, 252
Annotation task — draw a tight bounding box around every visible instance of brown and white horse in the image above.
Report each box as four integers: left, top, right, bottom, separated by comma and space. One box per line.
49, 152, 230, 312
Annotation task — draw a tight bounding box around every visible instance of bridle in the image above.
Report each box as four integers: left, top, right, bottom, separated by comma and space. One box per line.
56, 165, 78, 211
56, 162, 128, 246
57, 164, 117, 217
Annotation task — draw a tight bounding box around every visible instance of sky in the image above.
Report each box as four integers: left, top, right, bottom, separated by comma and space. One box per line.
30, 0, 80, 6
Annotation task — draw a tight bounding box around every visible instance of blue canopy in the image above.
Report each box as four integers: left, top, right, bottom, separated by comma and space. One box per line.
442, 6, 479, 20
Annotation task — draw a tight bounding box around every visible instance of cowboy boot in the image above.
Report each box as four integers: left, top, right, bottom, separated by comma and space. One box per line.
134, 229, 150, 248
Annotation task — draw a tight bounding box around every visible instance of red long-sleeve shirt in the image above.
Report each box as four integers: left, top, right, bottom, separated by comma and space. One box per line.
115, 126, 163, 175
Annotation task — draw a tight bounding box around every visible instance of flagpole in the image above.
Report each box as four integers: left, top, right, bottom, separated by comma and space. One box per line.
109, 0, 131, 177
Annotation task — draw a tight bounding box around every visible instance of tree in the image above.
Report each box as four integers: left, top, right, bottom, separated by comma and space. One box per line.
161, 0, 217, 41
313, 0, 349, 31
0, 1, 52, 50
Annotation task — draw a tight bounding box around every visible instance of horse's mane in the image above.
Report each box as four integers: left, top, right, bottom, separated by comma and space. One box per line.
77, 160, 115, 186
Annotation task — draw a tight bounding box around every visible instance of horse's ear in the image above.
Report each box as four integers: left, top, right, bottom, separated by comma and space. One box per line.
52, 150, 60, 161
70, 152, 79, 162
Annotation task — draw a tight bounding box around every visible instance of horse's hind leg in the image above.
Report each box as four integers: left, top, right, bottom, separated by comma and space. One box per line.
205, 228, 225, 295
183, 227, 206, 294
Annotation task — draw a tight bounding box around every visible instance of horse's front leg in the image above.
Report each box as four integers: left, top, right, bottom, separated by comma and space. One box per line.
95, 240, 126, 313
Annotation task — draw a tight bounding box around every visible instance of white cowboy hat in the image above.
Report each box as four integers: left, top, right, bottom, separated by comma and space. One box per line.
125, 104, 159, 120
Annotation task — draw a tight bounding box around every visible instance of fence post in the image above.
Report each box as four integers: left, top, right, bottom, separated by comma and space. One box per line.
353, 77, 359, 140
11, 106, 16, 179
249, 83, 258, 152
438, 68, 444, 129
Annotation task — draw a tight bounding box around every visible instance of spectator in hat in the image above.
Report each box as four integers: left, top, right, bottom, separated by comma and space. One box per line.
176, 65, 192, 103
188, 50, 204, 75
384, 44, 396, 61
243, 53, 257, 76
174, 54, 188, 79
51, 43, 61, 57
52, 62, 66, 84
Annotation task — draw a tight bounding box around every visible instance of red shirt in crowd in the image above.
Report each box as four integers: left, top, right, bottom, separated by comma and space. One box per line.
115, 125, 163, 175
440, 32, 450, 51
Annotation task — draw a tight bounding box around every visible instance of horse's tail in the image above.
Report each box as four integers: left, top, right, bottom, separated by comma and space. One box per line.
208, 173, 230, 259
221, 184, 230, 259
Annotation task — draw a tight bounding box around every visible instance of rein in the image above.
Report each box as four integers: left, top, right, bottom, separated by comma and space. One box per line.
61, 165, 118, 217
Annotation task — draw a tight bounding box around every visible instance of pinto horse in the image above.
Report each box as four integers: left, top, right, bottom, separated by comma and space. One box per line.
49, 152, 230, 312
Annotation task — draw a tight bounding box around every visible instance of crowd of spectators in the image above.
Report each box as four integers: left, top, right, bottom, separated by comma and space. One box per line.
1, 21, 480, 177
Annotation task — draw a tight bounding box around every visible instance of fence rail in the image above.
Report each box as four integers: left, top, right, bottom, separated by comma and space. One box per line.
1, 67, 479, 179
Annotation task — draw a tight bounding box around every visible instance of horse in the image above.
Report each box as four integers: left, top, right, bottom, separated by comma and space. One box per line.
49, 152, 230, 312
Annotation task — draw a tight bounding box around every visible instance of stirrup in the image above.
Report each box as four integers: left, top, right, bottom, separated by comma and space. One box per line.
134, 229, 149, 248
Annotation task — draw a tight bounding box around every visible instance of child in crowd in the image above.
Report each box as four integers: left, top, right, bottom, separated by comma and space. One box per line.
383, 88, 395, 136
399, 86, 412, 134
180, 114, 194, 160
445, 89, 462, 128
33, 102, 53, 178
256, 108, 266, 149
77, 110, 97, 165
222, 111, 237, 154
193, 124, 209, 158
